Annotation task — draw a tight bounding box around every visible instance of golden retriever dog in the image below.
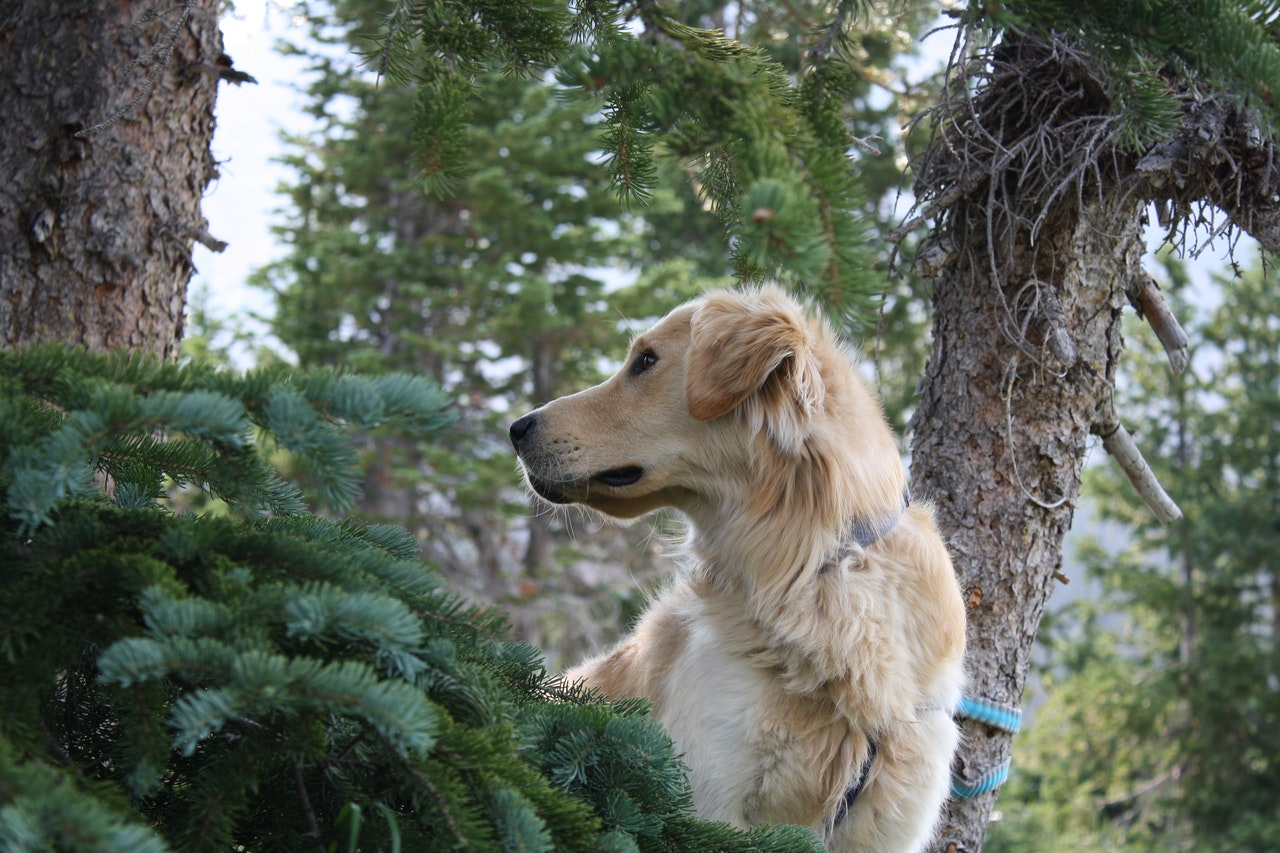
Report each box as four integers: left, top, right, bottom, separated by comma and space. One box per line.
510, 286, 966, 851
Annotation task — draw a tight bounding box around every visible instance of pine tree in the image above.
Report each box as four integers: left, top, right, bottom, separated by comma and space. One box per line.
0, 344, 827, 852
897, 4, 1280, 846
985, 256, 1280, 851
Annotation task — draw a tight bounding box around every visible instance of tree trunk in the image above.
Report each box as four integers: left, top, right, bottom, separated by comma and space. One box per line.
905, 36, 1147, 851
0, 0, 222, 357
913, 193, 1140, 851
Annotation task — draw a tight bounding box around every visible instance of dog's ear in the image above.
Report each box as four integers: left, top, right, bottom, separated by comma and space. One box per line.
685, 289, 824, 448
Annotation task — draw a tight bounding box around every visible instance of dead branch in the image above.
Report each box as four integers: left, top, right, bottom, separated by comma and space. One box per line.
1094, 412, 1183, 524
1094, 763, 1183, 811
1137, 94, 1280, 256
1126, 273, 1189, 375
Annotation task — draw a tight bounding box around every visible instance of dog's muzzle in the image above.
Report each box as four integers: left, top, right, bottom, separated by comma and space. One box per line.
510, 413, 570, 503
509, 413, 644, 502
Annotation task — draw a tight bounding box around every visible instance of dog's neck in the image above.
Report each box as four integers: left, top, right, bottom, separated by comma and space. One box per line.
686, 482, 911, 607
829, 486, 911, 563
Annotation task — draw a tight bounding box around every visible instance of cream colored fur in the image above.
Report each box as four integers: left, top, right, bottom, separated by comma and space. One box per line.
511, 287, 966, 851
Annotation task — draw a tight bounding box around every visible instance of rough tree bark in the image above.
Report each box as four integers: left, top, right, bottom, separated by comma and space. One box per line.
907, 36, 1153, 851
905, 33, 1280, 851
912, 187, 1138, 851
0, 0, 224, 358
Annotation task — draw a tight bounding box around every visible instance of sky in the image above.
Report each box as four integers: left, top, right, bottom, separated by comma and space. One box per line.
191, 1, 316, 347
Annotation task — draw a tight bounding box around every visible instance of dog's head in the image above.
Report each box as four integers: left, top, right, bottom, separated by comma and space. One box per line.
510, 286, 899, 524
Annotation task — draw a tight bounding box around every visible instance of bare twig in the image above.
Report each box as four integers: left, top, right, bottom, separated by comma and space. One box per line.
293, 759, 325, 852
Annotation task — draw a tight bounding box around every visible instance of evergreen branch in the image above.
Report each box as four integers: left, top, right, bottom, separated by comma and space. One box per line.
966, 0, 1280, 145
166, 738, 259, 850
371, 0, 424, 84
0, 738, 171, 853
132, 647, 443, 757
338, 518, 423, 560
484, 780, 555, 853
137, 586, 230, 639
600, 84, 659, 205
263, 386, 363, 512
1, 346, 453, 528
806, 0, 865, 70
282, 583, 428, 678
366, 0, 573, 191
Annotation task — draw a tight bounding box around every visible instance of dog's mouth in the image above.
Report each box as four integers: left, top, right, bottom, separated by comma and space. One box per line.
525, 466, 643, 504
527, 479, 571, 504
594, 466, 644, 488
523, 465, 644, 506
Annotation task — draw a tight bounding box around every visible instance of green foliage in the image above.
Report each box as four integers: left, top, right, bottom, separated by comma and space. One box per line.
371, 0, 573, 195
0, 344, 452, 528
370, 0, 909, 330
967, 0, 1280, 149
987, 256, 1280, 850
0, 345, 825, 851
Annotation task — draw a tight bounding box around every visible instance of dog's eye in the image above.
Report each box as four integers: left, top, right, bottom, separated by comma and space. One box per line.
629, 350, 658, 376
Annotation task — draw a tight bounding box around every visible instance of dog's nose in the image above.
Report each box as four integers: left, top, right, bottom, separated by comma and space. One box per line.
509, 413, 537, 450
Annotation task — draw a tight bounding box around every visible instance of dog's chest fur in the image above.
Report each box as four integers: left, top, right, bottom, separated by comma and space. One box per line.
643, 587, 865, 831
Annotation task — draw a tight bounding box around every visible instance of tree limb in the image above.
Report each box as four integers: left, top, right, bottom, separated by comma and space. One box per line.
1137, 93, 1280, 255
1125, 273, 1189, 375
1094, 763, 1183, 811
1094, 413, 1183, 524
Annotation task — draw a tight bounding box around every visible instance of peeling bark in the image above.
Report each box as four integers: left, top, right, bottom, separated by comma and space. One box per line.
0, 0, 222, 358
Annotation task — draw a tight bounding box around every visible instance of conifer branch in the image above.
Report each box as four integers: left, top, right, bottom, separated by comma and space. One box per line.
806, 0, 862, 69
